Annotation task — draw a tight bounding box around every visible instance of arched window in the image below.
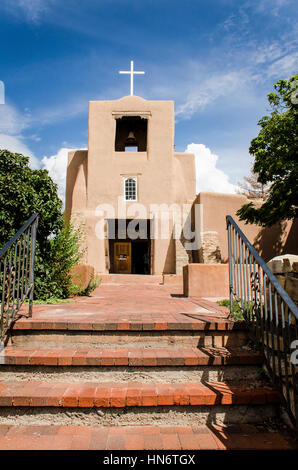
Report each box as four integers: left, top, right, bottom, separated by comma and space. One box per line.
124, 177, 137, 201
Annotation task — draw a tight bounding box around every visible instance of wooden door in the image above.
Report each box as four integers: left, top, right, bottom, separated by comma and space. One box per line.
114, 242, 131, 274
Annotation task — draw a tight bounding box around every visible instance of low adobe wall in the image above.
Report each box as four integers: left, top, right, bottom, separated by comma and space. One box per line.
71, 264, 94, 291
183, 264, 229, 298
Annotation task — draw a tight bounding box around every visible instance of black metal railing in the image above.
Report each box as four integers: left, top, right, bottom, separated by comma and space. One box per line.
0, 214, 39, 340
227, 215, 298, 427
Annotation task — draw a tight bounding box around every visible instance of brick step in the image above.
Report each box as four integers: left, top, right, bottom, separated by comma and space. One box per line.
0, 424, 294, 450
0, 346, 263, 367
0, 380, 280, 408
10, 329, 249, 349
12, 316, 244, 331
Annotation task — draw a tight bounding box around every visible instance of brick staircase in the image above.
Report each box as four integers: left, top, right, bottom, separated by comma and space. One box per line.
0, 276, 295, 450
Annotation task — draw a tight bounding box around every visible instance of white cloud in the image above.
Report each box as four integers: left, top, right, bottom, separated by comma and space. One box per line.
170, 1, 297, 121
28, 134, 42, 142
0, 102, 39, 168
35, 97, 89, 125
0, 133, 39, 169
266, 51, 298, 78
176, 71, 245, 119
0, 95, 88, 133
173, 43, 297, 120
0, 103, 29, 135
41, 146, 87, 206
186, 143, 238, 194
41, 148, 72, 205
254, 0, 292, 16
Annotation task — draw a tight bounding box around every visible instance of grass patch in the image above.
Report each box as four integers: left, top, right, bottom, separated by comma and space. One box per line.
217, 299, 245, 321
26, 297, 74, 305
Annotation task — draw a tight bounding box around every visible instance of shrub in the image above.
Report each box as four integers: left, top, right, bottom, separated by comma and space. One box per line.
34, 223, 84, 300
0, 149, 84, 300
78, 273, 101, 297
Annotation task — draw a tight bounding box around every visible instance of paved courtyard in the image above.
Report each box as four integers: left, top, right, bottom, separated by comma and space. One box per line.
17, 275, 230, 328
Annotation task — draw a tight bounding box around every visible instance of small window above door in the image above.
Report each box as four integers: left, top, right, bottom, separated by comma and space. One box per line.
124, 177, 137, 201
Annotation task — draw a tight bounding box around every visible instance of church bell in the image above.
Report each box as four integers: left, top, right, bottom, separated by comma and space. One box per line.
126, 131, 137, 143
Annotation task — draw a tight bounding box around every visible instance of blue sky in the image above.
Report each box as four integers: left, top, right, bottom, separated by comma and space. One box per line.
0, 0, 297, 198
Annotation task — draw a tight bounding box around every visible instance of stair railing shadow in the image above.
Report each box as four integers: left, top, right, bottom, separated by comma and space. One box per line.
200, 371, 258, 450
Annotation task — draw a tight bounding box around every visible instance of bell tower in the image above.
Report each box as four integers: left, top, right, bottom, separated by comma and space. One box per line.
86, 95, 175, 209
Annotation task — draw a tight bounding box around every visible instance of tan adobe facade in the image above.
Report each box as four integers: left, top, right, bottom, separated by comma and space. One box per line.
65, 95, 196, 275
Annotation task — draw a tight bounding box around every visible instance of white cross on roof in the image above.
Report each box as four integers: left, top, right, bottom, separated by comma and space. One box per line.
119, 61, 145, 96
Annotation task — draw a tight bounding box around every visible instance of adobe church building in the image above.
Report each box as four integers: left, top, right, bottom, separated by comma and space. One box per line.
65, 94, 196, 275
65, 64, 297, 281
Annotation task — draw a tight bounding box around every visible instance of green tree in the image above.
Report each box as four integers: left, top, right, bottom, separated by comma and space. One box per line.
237, 75, 298, 226
0, 149, 82, 300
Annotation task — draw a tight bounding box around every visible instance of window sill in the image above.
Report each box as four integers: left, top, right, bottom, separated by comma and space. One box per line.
115, 151, 147, 158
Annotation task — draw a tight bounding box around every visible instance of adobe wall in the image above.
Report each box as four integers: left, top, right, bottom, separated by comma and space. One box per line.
195, 192, 297, 263
65, 150, 88, 222
173, 152, 196, 204
183, 264, 229, 297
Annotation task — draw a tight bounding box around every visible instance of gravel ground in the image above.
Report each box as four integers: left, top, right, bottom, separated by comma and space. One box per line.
0, 365, 263, 384
0, 405, 278, 427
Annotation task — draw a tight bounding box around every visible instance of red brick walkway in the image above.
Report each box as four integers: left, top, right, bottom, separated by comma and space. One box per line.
0, 424, 294, 450
16, 275, 230, 329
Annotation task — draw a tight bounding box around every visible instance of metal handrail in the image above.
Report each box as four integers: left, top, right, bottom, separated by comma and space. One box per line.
227, 216, 298, 317
0, 214, 39, 340
226, 215, 298, 427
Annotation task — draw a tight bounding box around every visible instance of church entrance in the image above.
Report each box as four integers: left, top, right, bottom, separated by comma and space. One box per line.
131, 240, 150, 274
108, 219, 152, 275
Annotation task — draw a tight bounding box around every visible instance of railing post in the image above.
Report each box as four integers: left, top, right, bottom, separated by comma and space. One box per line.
28, 216, 38, 317
227, 217, 233, 313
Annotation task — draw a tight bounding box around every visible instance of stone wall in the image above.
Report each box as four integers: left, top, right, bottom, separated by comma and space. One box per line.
198, 231, 222, 264
175, 238, 190, 275
267, 254, 298, 305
